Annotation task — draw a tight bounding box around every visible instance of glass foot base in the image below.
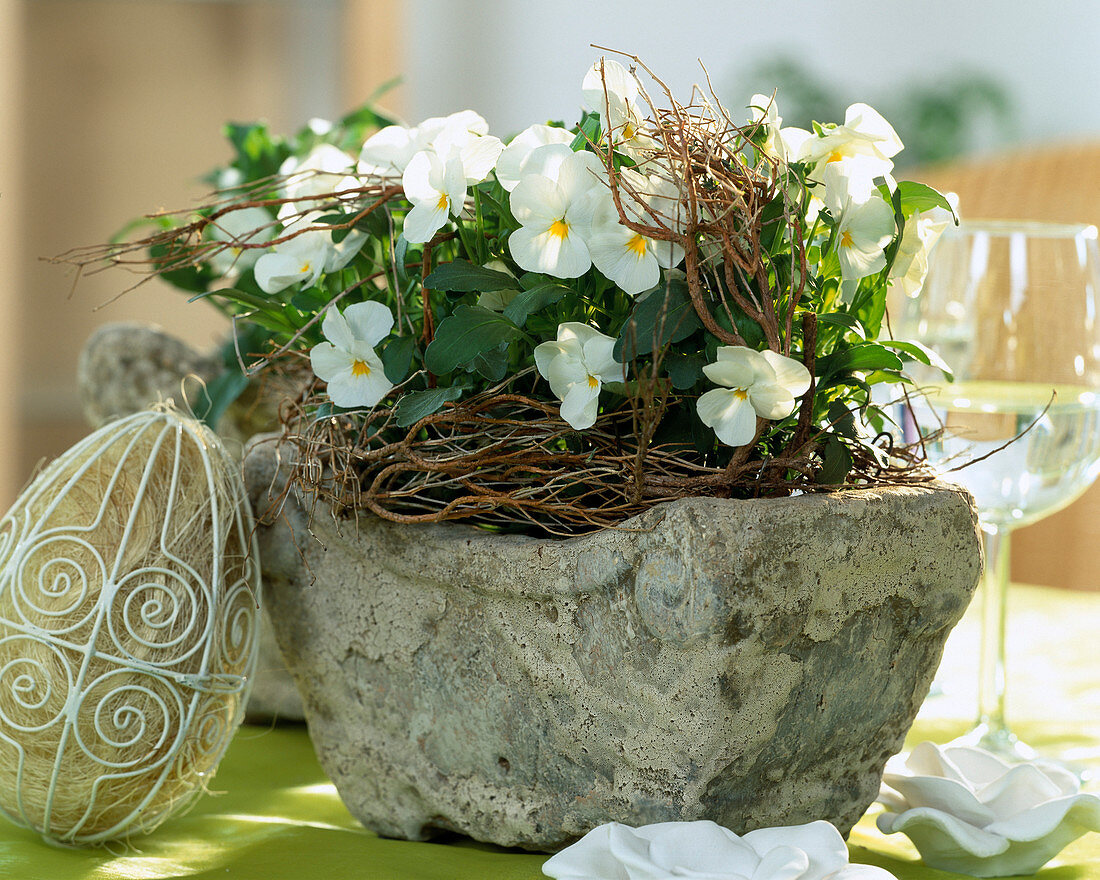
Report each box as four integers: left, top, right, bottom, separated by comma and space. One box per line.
950, 722, 1037, 762
949, 723, 1094, 783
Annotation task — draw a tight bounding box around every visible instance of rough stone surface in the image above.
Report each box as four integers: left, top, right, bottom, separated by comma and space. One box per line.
77, 322, 221, 428
77, 323, 304, 722
245, 441, 983, 852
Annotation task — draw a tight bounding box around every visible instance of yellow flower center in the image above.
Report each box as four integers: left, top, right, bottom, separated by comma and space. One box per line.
734, 389, 748, 401
549, 219, 570, 240
300, 261, 312, 274
827, 149, 845, 163
840, 230, 854, 248
623, 122, 636, 140
626, 233, 648, 257
351, 359, 371, 378
436, 193, 449, 210
587, 375, 599, 389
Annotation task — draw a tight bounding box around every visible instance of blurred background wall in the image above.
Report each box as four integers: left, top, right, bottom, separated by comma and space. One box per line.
3, 0, 1100, 585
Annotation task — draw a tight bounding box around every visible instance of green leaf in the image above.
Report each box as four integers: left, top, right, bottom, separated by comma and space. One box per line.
880, 339, 953, 379
815, 312, 867, 338
816, 344, 904, 382
614, 278, 702, 361
194, 369, 250, 431
337, 102, 399, 134
381, 335, 416, 384
818, 435, 853, 484
424, 305, 523, 374
423, 259, 515, 292
475, 183, 518, 229
571, 111, 601, 150
224, 121, 290, 180
827, 400, 858, 439
394, 235, 410, 285
393, 386, 463, 428
502, 283, 569, 326
665, 354, 705, 390
470, 346, 509, 382
893, 181, 960, 222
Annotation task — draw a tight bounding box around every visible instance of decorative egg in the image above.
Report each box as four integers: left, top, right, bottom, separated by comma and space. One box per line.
0, 407, 261, 844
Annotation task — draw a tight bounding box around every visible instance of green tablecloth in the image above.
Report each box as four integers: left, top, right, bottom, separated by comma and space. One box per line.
3, 585, 1098, 880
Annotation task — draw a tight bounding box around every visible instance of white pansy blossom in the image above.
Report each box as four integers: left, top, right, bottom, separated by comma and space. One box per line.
207, 206, 275, 276
878, 742, 1100, 877
586, 169, 685, 295
279, 143, 356, 203
582, 58, 656, 155
534, 323, 624, 430
358, 124, 422, 178
495, 124, 575, 191
401, 151, 468, 243
543, 819, 899, 880
822, 159, 896, 282
309, 301, 395, 409
697, 346, 811, 447
359, 110, 501, 183
749, 93, 788, 163
430, 120, 503, 183
508, 145, 606, 278
388, 110, 503, 244
253, 210, 367, 293
796, 102, 903, 182
889, 205, 955, 297
254, 229, 332, 293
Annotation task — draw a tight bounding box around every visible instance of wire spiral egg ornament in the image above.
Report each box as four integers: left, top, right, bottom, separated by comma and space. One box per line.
0, 407, 260, 844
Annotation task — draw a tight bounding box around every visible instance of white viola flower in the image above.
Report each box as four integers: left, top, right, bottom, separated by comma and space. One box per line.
508, 145, 606, 278
430, 121, 503, 184
534, 323, 624, 430
206, 206, 275, 276
889, 205, 955, 297
586, 169, 685, 295
279, 143, 357, 202
401, 150, 468, 243
543, 819, 898, 880
582, 58, 656, 155
749, 93, 789, 163
495, 124, 575, 191
358, 111, 496, 180
418, 109, 490, 145
822, 159, 896, 282
253, 228, 334, 293
309, 301, 395, 409
358, 124, 421, 178
697, 346, 811, 447
878, 742, 1100, 877
797, 102, 903, 182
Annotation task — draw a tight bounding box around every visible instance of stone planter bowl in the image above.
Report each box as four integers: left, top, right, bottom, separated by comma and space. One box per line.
244, 441, 982, 852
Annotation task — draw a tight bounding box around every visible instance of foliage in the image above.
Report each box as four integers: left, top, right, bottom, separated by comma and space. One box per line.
79, 54, 957, 534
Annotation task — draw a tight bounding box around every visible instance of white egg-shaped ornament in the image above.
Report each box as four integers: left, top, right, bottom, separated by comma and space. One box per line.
0, 407, 261, 844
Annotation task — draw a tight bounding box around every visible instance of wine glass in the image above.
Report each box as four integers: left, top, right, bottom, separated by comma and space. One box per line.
894, 219, 1100, 762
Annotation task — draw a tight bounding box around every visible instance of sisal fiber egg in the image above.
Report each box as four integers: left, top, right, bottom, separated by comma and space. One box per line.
0, 407, 260, 844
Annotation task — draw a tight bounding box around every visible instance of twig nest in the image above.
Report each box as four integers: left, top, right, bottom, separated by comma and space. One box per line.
0, 408, 261, 844
877, 742, 1100, 876
542, 819, 899, 880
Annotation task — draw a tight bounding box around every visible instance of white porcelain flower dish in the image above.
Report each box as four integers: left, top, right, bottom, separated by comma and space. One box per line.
876, 742, 1100, 877
541, 819, 897, 880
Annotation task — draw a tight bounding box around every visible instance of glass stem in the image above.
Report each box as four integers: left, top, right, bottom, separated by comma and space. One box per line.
976, 524, 1011, 738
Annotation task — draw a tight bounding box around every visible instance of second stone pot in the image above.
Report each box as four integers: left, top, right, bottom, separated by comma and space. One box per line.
245, 440, 982, 852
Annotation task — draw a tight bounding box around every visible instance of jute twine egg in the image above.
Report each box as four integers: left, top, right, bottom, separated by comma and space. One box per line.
0, 407, 261, 844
